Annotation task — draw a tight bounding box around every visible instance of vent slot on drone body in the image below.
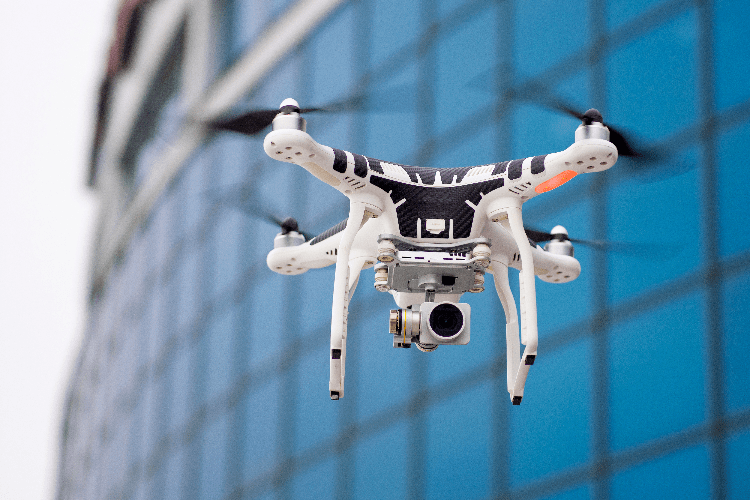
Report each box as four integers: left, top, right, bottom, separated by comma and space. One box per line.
344, 176, 365, 190
508, 182, 533, 195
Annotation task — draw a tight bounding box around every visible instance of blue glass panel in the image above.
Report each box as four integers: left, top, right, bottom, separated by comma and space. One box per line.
246, 273, 285, 367
146, 282, 168, 365
228, 0, 273, 62
128, 396, 144, 474
149, 189, 175, 276
371, 0, 420, 67
426, 381, 491, 499
511, 339, 591, 486
722, 271, 750, 413
718, 119, 750, 257
609, 293, 705, 451
437, 0, 467, 18
116, 322, 140, 396
245, 53, 304, 115
606, 151, 701, 303
243, 377, 280, 483
295, 345, 344, 452
176, 243, 202, 333
511, 69, 591, 160
542, 485, 592, 500
353, 421, 409, 500
728, 428, 750, 500
146, 457, 166, 500
431, 125, 495, 170
178, 150, 211, 236
204, 308, 235, 400
715, 0, 750, 110
291, 456, 336, 500
425, 279, 496, 386
611, 445, 710, 500
607, 0, 669, 29
514, 0, 590, 80
141, 373, 165, 466
297, 268, 336, 338
607, 10, 697, 142
364, 65, 418, 164
308, 5, 355, 105
434, 6, 496, 136
169, 343, 198, 434
512, 103, 580, 161
199, 413, 229, 500
210, 198, 243, 297
349, 293, 411, 419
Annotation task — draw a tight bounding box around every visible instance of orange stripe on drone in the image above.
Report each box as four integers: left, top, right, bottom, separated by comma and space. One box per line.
535, 170, 578, 194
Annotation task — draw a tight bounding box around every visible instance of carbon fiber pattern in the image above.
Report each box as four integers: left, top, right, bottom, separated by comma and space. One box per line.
369, 176, 504, 239
367, 157, 384, 174
309, 219, 349, 246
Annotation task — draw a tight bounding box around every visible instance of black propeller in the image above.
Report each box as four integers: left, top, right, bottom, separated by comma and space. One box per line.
525, 226, 610, 250
209, 104, 320, 136
507, 85, 669, 169
525, 226, 669, 257
553, 106, 642, 159
205, 182, 314, 240
208, 84, 414, 137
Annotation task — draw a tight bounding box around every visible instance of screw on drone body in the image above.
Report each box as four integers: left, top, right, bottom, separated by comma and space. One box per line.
471, 243, 491, 268
374, 264, 389, 292
469, 271, 485, 293
377, 239, 396, 262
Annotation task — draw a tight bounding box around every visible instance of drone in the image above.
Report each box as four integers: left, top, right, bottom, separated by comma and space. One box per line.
210, 97, 635, 404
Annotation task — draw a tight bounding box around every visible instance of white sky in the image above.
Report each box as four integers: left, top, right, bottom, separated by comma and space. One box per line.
0, 1, 118, 498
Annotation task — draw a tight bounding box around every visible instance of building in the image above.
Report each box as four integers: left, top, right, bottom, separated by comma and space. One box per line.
58, 0, 750, 498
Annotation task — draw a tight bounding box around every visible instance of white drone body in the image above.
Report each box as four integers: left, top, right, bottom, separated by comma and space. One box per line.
263, 98, 617, 403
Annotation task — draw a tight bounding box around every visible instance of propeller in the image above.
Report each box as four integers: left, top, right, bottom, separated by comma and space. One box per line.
507, 86, 672, 172
209, 102, 319, 136
205, 182, 314, 240
525, 225, 669, 257
208, 84, 414, 137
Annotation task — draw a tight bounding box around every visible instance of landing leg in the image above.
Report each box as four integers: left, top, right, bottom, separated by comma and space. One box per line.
329, 203, 369, 400
491, 260, 521, 401
503, 204, 539, 404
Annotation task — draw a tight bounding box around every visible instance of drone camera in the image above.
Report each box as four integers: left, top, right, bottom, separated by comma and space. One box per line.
423, 302, 470, 344
390, 302, 471, 349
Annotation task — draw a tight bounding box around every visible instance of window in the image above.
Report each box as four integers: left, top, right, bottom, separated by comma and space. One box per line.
609, 293, 705, 451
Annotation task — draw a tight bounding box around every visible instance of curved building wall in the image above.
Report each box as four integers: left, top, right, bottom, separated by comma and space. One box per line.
59, 0, 750, 499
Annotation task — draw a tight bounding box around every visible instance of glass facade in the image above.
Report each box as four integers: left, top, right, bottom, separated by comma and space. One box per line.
58, 0, 750, 499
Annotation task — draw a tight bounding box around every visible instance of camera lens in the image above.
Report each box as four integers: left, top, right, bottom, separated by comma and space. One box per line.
428, 303, 464, 338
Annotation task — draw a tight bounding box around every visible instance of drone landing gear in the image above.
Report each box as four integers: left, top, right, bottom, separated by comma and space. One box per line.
329, 202, 373, 400
490, 201, 539, 405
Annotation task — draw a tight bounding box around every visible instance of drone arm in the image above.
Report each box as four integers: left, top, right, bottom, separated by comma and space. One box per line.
329, 202, 370, 400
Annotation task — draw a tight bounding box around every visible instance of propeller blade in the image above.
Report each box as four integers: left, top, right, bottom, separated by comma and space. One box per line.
209, 109, 281, 136
205, 183, 314, 240
207, 84, 414, 137
525, 226, 669, 258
